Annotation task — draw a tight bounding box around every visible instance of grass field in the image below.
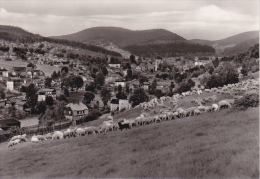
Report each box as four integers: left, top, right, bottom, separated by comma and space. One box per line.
0, 107, 258, 178
0, 59, 60, 77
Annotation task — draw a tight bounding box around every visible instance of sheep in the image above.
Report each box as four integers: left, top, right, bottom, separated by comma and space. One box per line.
45, 133, 53, 139
122, 119, 136, 128
118, 122, 130, 131
8, 139, 20, 148
212, 103, 219, 111
218, 100, 232, 109
52, 131, 64, 140
36, 135, 46, 141
107, 115, 113, 121
10, 134, 27, 142
194, 109, 201, 115
153, 115, 162, 123
63, 130, 71, 138
31, 136, 40, 143
76, 128, 86, 136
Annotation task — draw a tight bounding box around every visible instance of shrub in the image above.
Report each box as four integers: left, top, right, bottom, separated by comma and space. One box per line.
234, 94, 259, 109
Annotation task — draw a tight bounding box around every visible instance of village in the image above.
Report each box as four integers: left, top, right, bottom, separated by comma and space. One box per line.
0, 39, 220, 136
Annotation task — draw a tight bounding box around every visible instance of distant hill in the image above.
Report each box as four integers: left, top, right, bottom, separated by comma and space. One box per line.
0, 25, 121, 57
223, 37, 259, 56
52, 27, 215, 57
51, 27, 187, 47
191, 30, 259, 55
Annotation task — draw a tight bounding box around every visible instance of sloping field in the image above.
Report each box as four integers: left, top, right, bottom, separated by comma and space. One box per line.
0, 107, 258, 178
0, 59, 60, 77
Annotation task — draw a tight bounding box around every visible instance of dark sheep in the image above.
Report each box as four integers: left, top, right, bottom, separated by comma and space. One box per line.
118, 122, 130, 131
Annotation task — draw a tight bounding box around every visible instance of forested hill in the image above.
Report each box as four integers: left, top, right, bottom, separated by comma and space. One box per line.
52, 26, 216, 57
124, 42, 215, 57
51, 27, 187, 47
0, 25, 122, 57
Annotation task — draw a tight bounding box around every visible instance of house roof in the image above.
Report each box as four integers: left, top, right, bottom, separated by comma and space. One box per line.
38, 88, 56, 93
66, 102, 88, 111
110, 99, 119, 104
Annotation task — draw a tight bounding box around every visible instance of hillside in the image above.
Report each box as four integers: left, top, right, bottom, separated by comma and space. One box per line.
0, 107, 258, 178
52, 26, 215, 57
51, 27, 187, 47
223, 37, 259, 56
0, 25, 121, 57
191, 30, 259, 55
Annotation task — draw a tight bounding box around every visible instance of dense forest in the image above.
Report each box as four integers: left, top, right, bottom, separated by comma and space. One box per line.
124, 42, 215, 57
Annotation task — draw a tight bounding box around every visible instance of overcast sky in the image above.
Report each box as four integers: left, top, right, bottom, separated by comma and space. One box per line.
0, 0, 259, 40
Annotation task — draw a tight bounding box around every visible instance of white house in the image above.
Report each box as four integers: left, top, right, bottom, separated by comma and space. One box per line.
37, 88, 56, 101
119, 99, 131, 111
109, 64, 121, 68
64, 102, 89, 121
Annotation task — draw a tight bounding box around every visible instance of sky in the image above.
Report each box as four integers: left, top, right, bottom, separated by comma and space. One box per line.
0, 0, 259, 40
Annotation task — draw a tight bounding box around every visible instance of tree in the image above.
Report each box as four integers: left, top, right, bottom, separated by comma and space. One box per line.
51, 71, 58, 79
27, 62, 36, 69
130, 54, 136, 64
241, 66, 248, 77
57, 94, 68, 102
61, 66, 68, 73
129, 88, 149, 107
83, 91, 95, 104
45, 96, 54, 106
37, 101, 46, 114
116, 91, 127, 99
101, 66, 108, 76
149, 79, 157, 94
138, 74, 148, 85
64, 88, 69, 97
212, 58, 219, 68
25, 83, 38, 114
85, 83, 95, 92
126, 69, 132, 80
74, 76, 84, 90
94, 73, 105, 87
100, 87, 111, 108
0, 91, 5, 99
54, 102, 65, 124
44, 77, 52, 88
117, 85, 122, 92
154, 89, 164, 99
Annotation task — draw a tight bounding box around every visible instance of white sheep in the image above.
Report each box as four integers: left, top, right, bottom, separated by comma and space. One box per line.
8, 139, 20, 147
76, 128, 86, 136
52, 131, 64, 139
45, 133, 53, 139
212, 103, 219, 112
31, 136, 40, 143
218, 100, 232, 109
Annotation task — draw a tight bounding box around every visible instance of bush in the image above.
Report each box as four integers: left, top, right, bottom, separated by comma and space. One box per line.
234, 94, 259, 109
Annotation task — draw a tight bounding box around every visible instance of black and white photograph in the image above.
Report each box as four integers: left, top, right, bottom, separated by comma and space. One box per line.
0, 0, 259, 178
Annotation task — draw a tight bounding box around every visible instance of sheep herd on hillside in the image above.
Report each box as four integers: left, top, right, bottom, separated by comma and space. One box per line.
7, 78, 259, 148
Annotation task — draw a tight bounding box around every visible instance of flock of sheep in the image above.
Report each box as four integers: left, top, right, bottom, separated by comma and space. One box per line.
7, 78, 259, 148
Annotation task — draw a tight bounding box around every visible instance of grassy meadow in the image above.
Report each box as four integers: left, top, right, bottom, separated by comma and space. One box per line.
0, 107, 258, 178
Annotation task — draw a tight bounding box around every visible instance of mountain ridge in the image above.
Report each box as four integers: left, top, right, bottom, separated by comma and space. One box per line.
51, 26, 187, 47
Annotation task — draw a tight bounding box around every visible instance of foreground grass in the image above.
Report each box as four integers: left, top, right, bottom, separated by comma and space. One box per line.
0, 107, 258, 178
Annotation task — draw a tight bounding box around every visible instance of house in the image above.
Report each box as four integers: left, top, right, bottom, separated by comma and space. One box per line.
38, 88, 57, 101
119, 99, 131, 111
6, 78, 24, 91
110, 99, 119, 111
114, 80, 126, 88
64, 102, 89, 121
106, 73, 123, 82
0, 118, 21, 130
143, 82, 150, 91
27, 69, 45, 79
109, 64, 121, 68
